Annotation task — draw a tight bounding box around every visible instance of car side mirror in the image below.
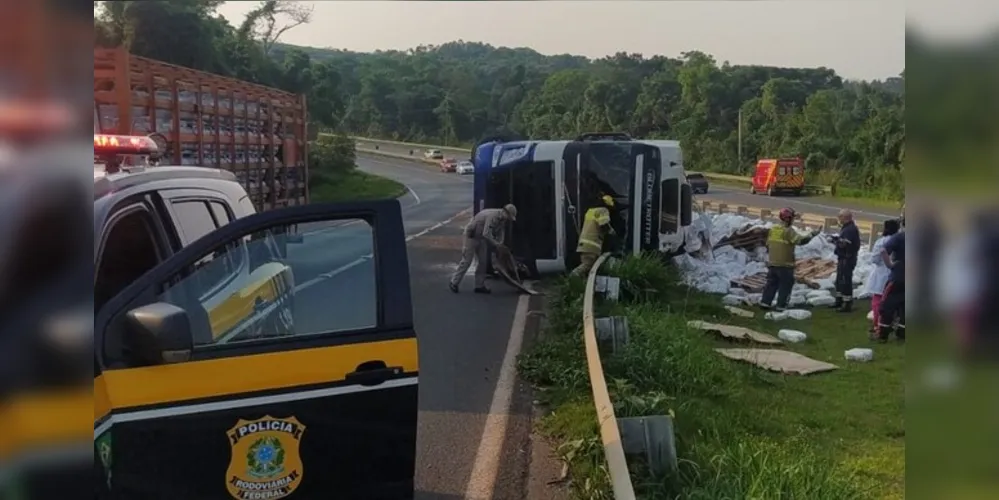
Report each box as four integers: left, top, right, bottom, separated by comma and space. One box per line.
123, 302, 194, 366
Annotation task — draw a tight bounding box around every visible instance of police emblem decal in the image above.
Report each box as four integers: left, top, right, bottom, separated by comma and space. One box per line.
225, 416, 305, 500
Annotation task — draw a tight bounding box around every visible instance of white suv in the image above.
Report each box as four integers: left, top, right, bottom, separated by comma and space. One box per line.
424, 149, 443, 159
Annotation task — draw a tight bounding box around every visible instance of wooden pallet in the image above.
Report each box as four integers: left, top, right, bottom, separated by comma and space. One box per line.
730, 258, 838, 292
714, 226, 768, 251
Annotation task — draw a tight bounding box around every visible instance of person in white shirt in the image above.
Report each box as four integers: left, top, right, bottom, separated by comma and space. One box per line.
862, 218, 900, 333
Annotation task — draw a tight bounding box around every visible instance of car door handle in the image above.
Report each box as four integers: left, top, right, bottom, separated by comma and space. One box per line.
345, 363, 403, 387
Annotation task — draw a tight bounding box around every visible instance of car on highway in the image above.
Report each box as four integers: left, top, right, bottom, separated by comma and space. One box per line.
687, 172, 709, 194
92, 134, 420, 498
439, 157, 457, 172
424, 149, 443, 160
455, 160, 474, 175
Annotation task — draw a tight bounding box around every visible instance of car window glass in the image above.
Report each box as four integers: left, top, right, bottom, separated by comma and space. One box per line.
172, 201, 217, 243
210, 201, 232, 225
156, 219, 377, 347
95, 209, 161, 313
171, 200, 237, 295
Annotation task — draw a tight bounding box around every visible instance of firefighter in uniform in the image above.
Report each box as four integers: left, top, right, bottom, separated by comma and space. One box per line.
571, 195, 616, 277
831, 209, 862, 312
449, 204, 517, 294
759, 207, 820, 310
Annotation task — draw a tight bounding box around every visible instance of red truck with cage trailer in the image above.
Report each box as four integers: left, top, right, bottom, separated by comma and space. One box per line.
93, 47, 309, 210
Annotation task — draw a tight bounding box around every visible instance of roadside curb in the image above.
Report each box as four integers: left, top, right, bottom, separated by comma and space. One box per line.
522, 290, 571, 500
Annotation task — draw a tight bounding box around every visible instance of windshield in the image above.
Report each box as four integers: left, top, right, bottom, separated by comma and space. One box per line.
581, 143, 633, 201
579, 143, 646, 244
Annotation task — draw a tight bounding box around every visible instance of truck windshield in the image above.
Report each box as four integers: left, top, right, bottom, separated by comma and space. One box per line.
582, 143, 633, 200
579, 142, 646, 244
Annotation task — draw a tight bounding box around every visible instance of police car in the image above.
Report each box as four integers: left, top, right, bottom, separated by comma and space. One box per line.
91, 135, 420, 498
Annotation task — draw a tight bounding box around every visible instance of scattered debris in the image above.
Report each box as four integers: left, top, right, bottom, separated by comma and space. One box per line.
547, 461, 570, 485
765, 309, 812, 321
688, 320, 781, 344
777, 329, 808, 343
730, 258, 839, 292
714, 225, 768, 251
675, 213, 875, 295
844, 348, 874, 362
715, 348, 839, 375
722, 294, 748, 306
725, 306, 755, 318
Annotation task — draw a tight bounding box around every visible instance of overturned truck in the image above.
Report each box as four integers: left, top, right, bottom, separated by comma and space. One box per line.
472, 132, 695, 277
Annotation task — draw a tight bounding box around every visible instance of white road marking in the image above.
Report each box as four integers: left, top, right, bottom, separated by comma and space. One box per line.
295, 208, 472, 293
406, 184, 421, 204
405, 208, 471, 242
301, 183, 423, 236
464, 294, 530, 500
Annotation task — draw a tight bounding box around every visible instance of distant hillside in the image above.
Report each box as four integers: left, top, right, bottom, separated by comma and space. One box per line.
271, 41, 591, 73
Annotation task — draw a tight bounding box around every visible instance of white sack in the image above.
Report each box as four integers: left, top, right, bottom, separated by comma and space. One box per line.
845, 348, 874, 362
778, 329, 808, 343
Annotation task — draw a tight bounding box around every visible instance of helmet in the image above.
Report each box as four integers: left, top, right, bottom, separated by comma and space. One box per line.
601, 194, 615, 208
778, 207, 796, 223
503, 203, 517, 221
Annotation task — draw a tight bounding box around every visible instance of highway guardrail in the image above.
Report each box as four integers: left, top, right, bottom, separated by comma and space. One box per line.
345, 136, 833, 194
583, 253, 637, 499
695, 200, 885, 247
349, 135, 472, 155
583, 254, 681, 497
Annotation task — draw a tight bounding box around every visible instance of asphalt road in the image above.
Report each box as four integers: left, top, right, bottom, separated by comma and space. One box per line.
279, 154, 539, 498
354, 138, 900, 221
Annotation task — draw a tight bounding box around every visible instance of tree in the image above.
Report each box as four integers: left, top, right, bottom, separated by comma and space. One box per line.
94, 2, 905, 200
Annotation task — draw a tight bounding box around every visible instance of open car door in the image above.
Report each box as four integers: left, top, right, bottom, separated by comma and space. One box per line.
93, 199, 418, 499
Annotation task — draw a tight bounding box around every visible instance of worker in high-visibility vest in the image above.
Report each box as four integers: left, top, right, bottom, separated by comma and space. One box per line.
759, 207, 820, 310
570, 195, 616, 277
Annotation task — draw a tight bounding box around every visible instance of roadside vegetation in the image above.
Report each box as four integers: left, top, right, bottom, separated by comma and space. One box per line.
309, 134, 405, 203
519, 255, 904, 499
94, 1, 903, 204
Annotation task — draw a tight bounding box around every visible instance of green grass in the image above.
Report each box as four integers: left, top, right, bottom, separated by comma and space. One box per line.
309, 168, 407, 203
519, 255, 904, 499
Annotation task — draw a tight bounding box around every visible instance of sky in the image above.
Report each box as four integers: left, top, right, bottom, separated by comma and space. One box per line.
216, 1, 997, 81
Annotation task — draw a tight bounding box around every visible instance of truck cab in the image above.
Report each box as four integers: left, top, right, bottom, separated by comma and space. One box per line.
91, 135, 420, 498
472, 132, 693, 275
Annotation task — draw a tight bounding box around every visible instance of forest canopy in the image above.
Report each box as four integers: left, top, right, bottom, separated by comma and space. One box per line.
94, 0, 904, 200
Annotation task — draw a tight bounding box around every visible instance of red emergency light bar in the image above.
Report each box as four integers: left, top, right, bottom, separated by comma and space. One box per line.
94, 134, 158, 156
